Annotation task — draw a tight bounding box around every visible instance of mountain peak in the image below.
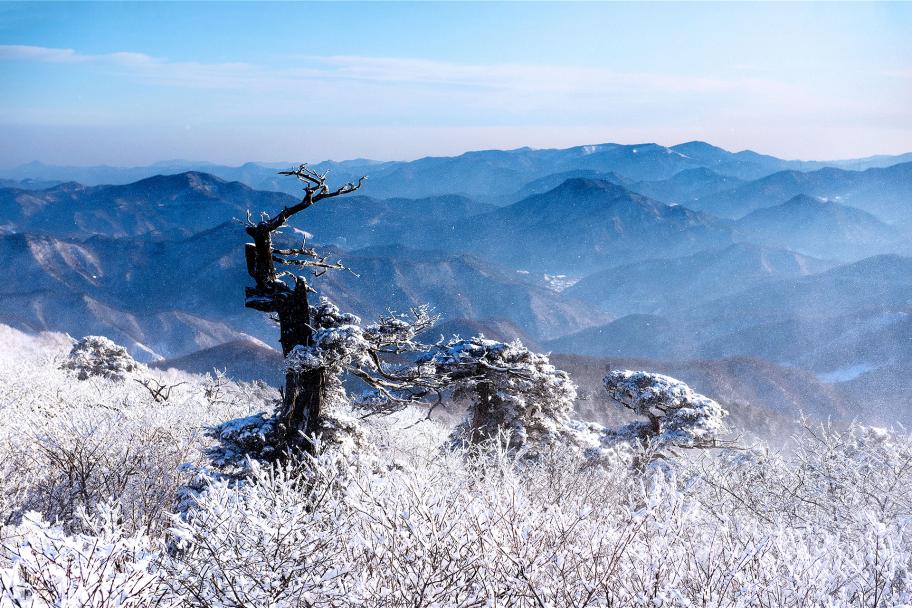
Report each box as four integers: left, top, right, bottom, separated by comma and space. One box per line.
46, 181, 87, 193
131, 171, 235, 193
782, 194, 828, 207
556, 177, 630, 195
671, 141, 729, 157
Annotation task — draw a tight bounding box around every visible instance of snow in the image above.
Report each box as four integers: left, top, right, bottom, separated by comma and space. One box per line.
603, 370, 728, 449
3, 329, 912, 606
543, 273, 579, 292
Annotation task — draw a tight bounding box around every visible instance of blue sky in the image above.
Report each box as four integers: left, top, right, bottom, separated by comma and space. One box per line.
0, 1, 910, 166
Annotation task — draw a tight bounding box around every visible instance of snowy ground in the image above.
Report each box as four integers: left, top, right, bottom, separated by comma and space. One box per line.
1, 325, 911, 606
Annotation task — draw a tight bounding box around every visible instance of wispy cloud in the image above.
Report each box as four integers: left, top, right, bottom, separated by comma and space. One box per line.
0, 44, 154, 66
0, 44, 800, 99
1, 44, 908, 163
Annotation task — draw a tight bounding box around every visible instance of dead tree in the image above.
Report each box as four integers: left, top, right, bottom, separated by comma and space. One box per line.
244, 164, 365, 451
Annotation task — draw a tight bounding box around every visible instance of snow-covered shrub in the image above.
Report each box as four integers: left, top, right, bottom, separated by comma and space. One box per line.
206, 406, 369, 475
603, 370, 728, 449
4, 327, 912, 606
0, 506, 167, 607
209, 298, 436, 472
206, 299, 371, 473
60, 336, 143, 382
423, 337, 579, 452
286, 299, 370, 377
0, 331, 275, 536
165, 457, 357, 607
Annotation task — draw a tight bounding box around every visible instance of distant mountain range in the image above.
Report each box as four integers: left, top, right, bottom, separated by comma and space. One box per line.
0, 224, 607, 360
0, 172, 291, 238
439, 178, 734, 274
689, 162, 912, 223
4, 140, 911, 202
548, 255, 912, 387
2, 140, 911, 429
732, 194, 903, 261
564, 243, 835, 317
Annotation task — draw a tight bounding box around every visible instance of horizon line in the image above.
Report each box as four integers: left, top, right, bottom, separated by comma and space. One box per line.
5, 139, 912, 171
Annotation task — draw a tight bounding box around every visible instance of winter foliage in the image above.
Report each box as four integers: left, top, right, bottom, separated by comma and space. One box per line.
603, 369, 729, 449
60, 336, 143, 382
425, 337, 578, 451
2, 328, 912, 606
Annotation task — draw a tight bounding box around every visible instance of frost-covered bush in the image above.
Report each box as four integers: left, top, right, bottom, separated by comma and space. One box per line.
4, 327, 912, 607
165, 457, 357, 606
209, 298, 437, 472
0, 332, 275, 536
603, 370, 728, 449
424, 337, 579, 452
286, 299, 369, 378
60, 336, 143, 382
206, 406, 368, 475
158, 415, 912, 607
1, 506, 167, 607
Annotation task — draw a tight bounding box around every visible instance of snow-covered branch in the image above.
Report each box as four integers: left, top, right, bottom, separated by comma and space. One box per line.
603, 370, 728, 449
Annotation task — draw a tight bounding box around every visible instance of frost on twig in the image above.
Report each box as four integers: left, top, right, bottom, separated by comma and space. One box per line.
602, 370, 729, 450
60, 336, 143, 382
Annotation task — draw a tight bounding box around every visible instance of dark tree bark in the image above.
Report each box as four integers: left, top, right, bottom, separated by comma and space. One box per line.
468, 380, 507, 444
243, 165, 364, 452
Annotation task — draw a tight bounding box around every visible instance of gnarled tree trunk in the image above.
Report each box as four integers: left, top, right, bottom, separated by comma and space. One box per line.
242, 165, 365, 453
245, 220, 325, 450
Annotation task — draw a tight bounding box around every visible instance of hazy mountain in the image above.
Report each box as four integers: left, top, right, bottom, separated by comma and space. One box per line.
299, 194, 494, 250
564, 243, 835, 316
544, 314, 698, 360
698, 310, 912, 376
361, 142, 754, 200
691, 162, 912, 222
8, 142, 909, 202
548, 255, 912, 378
835, 359, 912, 425
0, 159, 391, 197
0, 174, 495, 249
0, 178, 63, 190
506, 170, 630, 203
508, 167, 743, 207
628, 168, 746, 205
732, 195, 903, 260
448, 178, 733, 274
151, 337, 283, 385
683, 255, 912, 336
0, 289, 256, 362
685, 256, 912, 371
0, 226, 606, 359
0, 172, 294, 238
318, 244, 608, 340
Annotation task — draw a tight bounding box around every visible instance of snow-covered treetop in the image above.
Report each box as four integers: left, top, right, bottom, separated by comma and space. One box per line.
603, 370, 728, 449
60, 335, 143, 382
423, 337, 578, 449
